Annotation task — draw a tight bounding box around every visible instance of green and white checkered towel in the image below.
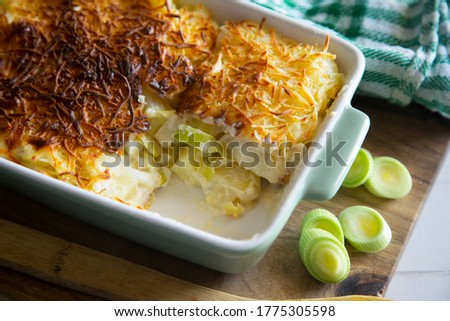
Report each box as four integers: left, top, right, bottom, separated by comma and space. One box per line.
249, 0, 450, 118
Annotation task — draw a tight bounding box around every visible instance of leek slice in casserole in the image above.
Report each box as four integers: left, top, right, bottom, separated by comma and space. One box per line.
171, 148, 261, 217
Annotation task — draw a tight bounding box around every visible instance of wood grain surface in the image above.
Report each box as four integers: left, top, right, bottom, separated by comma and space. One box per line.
1, 96, 449, 301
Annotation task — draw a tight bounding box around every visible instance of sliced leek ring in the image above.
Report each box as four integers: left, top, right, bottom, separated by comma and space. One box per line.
176, 124, 216, 146
342, 148, 373, 188
364, 156, 412, 199
339, 206, 392, 253
299, 228, 350, 283
300, 208, 344, 244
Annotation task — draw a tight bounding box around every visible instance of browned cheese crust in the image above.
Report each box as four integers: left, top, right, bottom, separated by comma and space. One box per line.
0, 0, 217, 158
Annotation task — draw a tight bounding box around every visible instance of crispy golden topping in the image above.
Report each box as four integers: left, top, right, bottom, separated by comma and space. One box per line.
178, 20, 344, 144
0, 0, 217, 154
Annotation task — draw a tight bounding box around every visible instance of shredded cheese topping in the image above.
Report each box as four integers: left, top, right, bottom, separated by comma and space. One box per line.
178, 20, 344, 144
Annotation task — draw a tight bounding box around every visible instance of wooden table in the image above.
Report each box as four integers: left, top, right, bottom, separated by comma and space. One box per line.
1, 96, 449, 300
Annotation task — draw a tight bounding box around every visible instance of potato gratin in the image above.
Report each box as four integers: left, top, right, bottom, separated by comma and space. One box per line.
0, 0, 344, 216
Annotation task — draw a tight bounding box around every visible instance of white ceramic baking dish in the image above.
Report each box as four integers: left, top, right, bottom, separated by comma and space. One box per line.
0, 0, 369, 273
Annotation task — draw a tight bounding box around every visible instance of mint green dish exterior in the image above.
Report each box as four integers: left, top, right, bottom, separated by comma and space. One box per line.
0, 0, 369, 273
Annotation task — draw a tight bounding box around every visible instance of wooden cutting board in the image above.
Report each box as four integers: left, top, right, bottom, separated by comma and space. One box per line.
1, 96, 449, 301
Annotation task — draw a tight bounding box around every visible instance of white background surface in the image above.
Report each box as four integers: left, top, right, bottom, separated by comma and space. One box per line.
385, 144, 450, 300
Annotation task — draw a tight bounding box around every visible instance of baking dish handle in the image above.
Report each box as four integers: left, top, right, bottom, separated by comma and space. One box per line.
302, 105, 370, 200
